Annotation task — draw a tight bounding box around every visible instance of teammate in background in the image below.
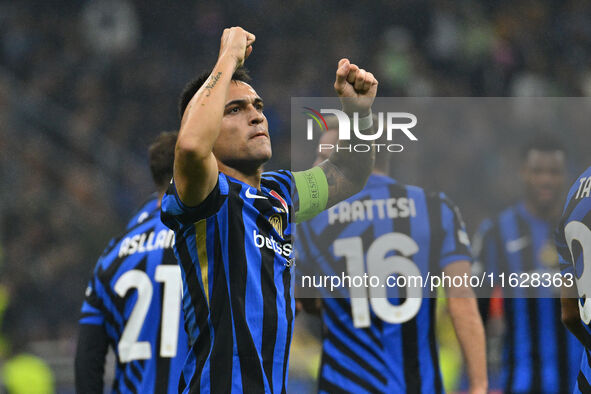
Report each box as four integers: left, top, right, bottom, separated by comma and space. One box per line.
161, 27, 376, 392
474, 135, 583, 393
296, 125, 487, 393
556, 165, 591, 392
75, 131, 188, 393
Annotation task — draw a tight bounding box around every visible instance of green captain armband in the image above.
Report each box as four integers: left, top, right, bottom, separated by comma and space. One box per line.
293, 167, 329, 223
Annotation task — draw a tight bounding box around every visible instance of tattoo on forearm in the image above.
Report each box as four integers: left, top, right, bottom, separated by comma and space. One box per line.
319, 161, 359, 208
321, 118, 375, 206
205, 72, 222, 97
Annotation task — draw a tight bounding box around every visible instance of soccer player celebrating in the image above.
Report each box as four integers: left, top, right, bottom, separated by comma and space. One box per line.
556, 165, 591, 392
296, 125, 487, 394
161, 27, 376, 392
474, 135, 583, 393
75, 132, 189, 393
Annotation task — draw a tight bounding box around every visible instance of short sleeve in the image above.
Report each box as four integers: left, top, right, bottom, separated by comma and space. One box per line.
126, 195, 158, 229
438, 193, 473, 268
161, 173, 229, 230
79, 276, 104, 326
555, 221, 575, 276
473, 218, 499, 275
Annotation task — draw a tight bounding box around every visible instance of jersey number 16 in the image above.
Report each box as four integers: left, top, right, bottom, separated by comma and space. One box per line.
334, 232, 423, 328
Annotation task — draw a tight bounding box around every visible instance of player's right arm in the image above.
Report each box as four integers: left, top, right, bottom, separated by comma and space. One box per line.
174, 27, 255, 206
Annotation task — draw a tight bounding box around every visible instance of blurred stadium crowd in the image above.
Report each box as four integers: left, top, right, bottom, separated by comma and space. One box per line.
2, 0, 591, 390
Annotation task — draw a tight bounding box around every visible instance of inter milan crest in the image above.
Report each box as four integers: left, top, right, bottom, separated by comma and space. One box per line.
269, 214, 283, 237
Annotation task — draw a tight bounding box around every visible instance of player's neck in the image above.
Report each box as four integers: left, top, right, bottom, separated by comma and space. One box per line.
157, 191, 165, 208
218, 162, 263, 189
523, 200, 560, 222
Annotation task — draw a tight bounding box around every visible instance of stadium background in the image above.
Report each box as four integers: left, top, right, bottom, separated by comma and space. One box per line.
1, 0, 591, 392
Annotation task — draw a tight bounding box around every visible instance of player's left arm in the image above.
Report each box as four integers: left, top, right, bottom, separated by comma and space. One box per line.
445, 261, 488, 394
75, 275, 109, 393
321, 58, 377, 208
439, 195, 487, 393
293, 59, 376, 222
75, 323, 109, 393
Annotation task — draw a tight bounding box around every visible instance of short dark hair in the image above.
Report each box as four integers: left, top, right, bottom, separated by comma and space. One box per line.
521, 133, 566, 159
178, 67, 251, 119
148, 131, 178, 192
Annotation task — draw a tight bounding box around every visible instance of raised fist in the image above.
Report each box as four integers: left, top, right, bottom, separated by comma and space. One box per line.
334, 58, 378, 115
218, 27, 256, 69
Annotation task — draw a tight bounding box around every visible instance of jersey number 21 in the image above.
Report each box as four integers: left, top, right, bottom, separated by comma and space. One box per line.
114, 265, 182, 363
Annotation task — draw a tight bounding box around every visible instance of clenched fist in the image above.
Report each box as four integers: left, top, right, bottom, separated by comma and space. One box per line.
334, 58, 378, 115
218, 27, 256, 70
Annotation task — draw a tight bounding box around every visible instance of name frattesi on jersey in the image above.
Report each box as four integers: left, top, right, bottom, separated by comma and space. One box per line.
328, 197, 417, 225
118, 229, 175, 257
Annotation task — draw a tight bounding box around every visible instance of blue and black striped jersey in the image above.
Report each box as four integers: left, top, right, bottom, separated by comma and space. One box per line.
161, 170, 295, 393
556, 166, 591, 393
126, 194, 159, 229
476, 202, 583, 393
80, 206, 189, 393
296, 174, 472, 393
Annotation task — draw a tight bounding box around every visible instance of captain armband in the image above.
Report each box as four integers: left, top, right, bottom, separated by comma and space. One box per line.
293, 167, 329, 223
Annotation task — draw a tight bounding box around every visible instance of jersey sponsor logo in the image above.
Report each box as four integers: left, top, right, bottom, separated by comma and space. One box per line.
245, 188, 267, 199
253, 230, 292, 258
269, 214, 283, 237
328, 197, 417, 225
119, 229, 175, 257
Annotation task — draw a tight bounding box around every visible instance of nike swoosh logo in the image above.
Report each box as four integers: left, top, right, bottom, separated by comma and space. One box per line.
245, 188, 267, 199
506, 236, 530, 253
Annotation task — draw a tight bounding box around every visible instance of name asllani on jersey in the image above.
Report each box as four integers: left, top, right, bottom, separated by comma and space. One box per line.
328, 197, 417, 225
119, 229, 175, 257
